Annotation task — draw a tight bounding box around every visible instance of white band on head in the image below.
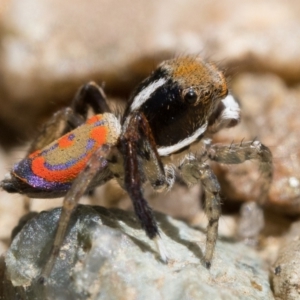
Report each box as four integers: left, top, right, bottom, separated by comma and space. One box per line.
158, 122, 208, 156
130, 78, 167, 111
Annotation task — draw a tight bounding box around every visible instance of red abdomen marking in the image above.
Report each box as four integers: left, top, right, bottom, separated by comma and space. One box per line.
31, 115, 107, 183
13, 113, 121, 190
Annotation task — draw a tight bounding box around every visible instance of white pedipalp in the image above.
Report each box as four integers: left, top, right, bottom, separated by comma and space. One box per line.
207, 94, 241, 134
220, 94, 240, 121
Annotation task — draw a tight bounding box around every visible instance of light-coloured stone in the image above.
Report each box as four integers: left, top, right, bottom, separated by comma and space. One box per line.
271, 220, 300, 300
3, 205, 274, 299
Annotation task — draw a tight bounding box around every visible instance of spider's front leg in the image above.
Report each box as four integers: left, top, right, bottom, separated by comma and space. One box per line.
208, 140, 272, 204
208, 140, 273, 241
120, 112, 170, 261
179, 156, 221, 268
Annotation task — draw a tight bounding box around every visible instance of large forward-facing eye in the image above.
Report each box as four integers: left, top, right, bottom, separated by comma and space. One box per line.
183, 87, 198, 105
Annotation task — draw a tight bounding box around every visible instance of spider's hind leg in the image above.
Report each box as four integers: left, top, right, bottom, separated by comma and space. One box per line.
29, 82, 111, 153
19, 82, 111, 212
71, 81, 111, 116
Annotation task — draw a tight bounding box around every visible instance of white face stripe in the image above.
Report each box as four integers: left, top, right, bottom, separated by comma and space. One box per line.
157, 122, 208, 156
130, 78, 167, 111
221, 94, 240, 120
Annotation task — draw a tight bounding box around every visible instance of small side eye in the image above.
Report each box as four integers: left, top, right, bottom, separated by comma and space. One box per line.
203, 89, 212, 99
201, 88, 212, 100
183, 88, 198, 104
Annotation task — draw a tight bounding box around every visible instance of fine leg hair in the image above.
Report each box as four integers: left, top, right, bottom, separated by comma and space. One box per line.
200, 165, 221, 268
179, 157, 221, 268
40, 144, 111, 281
120, 112, 167, 242
28, 82, 110, 153
185, 139, 272, 266
208, 140, 273, 243
208, 140, 273, 205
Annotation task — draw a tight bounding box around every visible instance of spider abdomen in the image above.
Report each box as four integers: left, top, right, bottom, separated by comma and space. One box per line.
4, 113, 120, 196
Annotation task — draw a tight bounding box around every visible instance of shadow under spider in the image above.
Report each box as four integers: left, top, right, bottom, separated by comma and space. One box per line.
14, 204, 238, 267
93, 206, 205, 263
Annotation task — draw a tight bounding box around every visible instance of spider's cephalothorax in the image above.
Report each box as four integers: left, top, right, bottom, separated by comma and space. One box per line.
125, 57, 228, 153
1, 57, 272, 278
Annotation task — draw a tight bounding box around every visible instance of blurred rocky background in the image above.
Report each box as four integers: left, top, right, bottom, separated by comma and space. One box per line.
0, 0, 300, 299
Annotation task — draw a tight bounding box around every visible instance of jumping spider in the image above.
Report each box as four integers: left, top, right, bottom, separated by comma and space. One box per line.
1, 56, 272, 279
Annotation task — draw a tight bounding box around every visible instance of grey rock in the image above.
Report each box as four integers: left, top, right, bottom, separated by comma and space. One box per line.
271, 220, 300, 300
3, 205, 273, 299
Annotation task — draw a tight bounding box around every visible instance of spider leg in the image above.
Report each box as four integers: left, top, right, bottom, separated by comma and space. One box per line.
122, 140, 159, 238
135, 112, 173, 191
24, 83, 111, 212
40, 144, 111, 281
120, 112, 168, 260
27, 107, 82, 154
208, 140, 273, 205
208, 140, 272, 243
71, 81, 111, 116
179, 157, 220, 268
199, 164, 221, 268
29, 82, 110, 153
124, 111, 170, 190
